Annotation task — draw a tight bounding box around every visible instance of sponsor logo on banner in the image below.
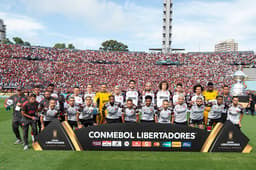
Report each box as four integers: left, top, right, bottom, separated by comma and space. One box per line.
153, 142, 160, 147
228, 131, 233, 141
53, 130, 58, 138
182, 142, 192, 148
172, 141, 182, 148
220, 131, 241, 148
112, 141, 122, 147
92, 141, 101, 146
142, 141, 152, 147
132, 141, 142, 147
124, 141, 130, 147
162, 142, 172, 148
102, 141, 112, 147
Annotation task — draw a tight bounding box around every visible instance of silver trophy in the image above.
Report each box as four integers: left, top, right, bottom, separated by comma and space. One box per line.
230, 70, 248, 96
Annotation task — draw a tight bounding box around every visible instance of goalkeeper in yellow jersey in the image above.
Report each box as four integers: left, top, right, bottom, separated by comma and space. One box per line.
202, 82, 218, 125
94, 84, 111, 124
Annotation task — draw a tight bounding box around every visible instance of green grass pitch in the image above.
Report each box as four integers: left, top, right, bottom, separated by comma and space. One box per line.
0, 99, 256, 170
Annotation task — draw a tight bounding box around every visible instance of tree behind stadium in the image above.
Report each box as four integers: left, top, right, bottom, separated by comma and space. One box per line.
11, 37, 30, 46
53, 43, 75, 49
100, 40, 129, 52
53, 43, 66, 49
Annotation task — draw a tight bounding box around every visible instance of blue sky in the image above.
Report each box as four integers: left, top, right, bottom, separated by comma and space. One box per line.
0, 0, 255, 52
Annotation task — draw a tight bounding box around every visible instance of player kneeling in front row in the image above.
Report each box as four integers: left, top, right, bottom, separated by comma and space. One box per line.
172, 95, 188, 126
189, 97, 205, 129
102, 95, 122, 124
227, 96, 244, 129
40, 99, 59, 131
77, 96, 98, 128
21, 94, 38, 150
122, 99, 139, 123
139, 96, 157, 123
155, 100, 172, 124
207, 96, 227, 132
64, 97, 79, 129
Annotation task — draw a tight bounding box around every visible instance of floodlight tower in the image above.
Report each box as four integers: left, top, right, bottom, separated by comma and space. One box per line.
162, 0, 173, 54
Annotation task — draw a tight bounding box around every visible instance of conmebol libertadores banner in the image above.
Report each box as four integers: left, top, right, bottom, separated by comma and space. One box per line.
33, 120, 252, 153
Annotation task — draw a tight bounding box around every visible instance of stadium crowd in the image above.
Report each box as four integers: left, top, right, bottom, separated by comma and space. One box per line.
0, 44, 255, 93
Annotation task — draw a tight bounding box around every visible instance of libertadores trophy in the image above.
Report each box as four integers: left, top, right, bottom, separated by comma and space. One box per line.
230, 69, 249, 107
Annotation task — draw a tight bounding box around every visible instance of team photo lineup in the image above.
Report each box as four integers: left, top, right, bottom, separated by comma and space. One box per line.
1, 0, 256, 169
4, 78, 253, 150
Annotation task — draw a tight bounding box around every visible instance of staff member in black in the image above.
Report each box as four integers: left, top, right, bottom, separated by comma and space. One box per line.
4, 87, 27, 145
21, 94, 38, 150
246, 94, 256, 116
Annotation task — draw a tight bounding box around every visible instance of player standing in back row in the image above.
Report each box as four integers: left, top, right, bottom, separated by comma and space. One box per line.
83, 84, 96, 103
227, 96, 244, 128
125, 80, 140, 106
203, 82, 218, 125
113, 85, 125, 106
156, 81, 172, 108
94, 83, 111, 124
141, 82, 155, 105
172, 83, 185, 106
